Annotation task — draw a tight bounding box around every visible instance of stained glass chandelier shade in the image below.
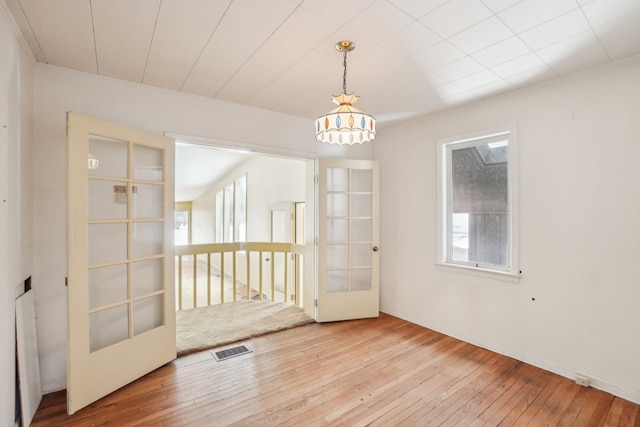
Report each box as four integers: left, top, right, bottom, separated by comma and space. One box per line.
315, 41, 376, 145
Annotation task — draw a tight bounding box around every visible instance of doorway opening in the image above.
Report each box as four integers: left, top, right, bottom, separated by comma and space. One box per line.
174, 140, 309, 315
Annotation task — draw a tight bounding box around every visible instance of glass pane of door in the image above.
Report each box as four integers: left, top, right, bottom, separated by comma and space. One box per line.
132, 259, 164, 297
132, 144, 163, 181
89, 136, 128, 178
327, 270, 348, 293
86, 137, 166, 352
132, 222, 163, 258
133, 184, 163, 219
88, 180, 127, 220
316, 159, 379, 323
88, 223, 127, 265
133, 295, 164, 335
351, 169, 372, 192
90, 305, 129, 352
327, 219, 348, 242
326, 167, 374, 293
327, 167, 348, 192
89, 264, 128, 309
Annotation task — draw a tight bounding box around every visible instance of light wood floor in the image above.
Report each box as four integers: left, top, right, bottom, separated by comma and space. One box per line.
31, 313, 639, 426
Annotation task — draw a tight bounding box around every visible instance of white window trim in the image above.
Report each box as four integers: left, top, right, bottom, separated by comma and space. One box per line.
436, 125, 520, 282
234, 174, 247, 243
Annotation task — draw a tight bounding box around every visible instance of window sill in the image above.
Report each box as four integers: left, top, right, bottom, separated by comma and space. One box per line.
436, 263, 521, 283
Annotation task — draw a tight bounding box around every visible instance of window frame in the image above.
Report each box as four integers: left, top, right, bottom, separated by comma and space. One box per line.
215, 190, 224, 243
436, 125, 520, 282
214, 174, 247, 244
223, 183, 234, 243
234, 175, 247, 242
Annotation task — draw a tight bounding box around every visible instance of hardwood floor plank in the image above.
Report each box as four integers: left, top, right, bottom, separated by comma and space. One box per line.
604, 397, 633, 427
446, 358, 524, 426
319, 336, 465, 423
616, 399, 640, 427
180, 320, 430, 423
524, 377, 580, 427
276, 328, 452, 426
30, 313, 640, 427
391, 348, 502, 425
340, 341, 474, 426
438, 357, 522, 426
490, 368, 548, 426
161, 320, 416, 426
557, 387, 592, 427
499, 371, 562, 425
477, 363, 542, 423
412, 355, 507, 425
571, 389, 614, 426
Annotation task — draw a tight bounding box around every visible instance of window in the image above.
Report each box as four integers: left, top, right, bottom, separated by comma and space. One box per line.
437, 127, 519, 279
215, 191, 224, 243
214, 174, 247, 244
235, 175, 247, 242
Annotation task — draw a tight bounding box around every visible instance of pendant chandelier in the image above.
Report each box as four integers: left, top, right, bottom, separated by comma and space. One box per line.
315, 41, 376, 145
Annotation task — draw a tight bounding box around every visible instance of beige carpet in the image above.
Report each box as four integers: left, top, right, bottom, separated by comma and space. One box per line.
176, 300, 315, 356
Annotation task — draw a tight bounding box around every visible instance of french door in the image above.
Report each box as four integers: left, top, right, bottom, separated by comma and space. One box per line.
315, 159, 380, 322
66, 113, 176, 414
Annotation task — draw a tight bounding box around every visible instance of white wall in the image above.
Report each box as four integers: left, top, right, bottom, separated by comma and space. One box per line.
191, 154, 306, 243
375, 55, 640, 404
244, 155, 306, 242
0, 4, 33, 425
31, 64, 373, 392
191, 188, 216, 244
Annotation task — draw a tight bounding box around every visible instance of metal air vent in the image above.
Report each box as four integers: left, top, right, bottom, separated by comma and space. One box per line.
212, 344, 252, 362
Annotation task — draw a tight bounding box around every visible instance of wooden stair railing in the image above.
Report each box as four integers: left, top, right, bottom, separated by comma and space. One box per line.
175, 242, 305, 310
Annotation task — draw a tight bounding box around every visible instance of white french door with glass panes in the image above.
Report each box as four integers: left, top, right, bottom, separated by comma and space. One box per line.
316, 159, 379, 322
66, 113, 176, 414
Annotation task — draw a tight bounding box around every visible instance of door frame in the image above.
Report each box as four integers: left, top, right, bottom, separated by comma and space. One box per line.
167, 133, 378, 322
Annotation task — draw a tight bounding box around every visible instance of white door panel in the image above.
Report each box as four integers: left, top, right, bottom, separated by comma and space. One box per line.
316, 159, 379, 322
67, 113, 176, 414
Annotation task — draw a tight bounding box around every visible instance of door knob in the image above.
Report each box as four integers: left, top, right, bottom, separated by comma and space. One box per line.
372, 246, 379, 252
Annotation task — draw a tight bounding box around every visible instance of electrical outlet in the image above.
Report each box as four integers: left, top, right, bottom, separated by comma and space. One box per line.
575, 374, 590, 387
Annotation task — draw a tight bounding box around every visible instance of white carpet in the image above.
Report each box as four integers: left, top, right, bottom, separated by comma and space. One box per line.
176, 300, 314, 356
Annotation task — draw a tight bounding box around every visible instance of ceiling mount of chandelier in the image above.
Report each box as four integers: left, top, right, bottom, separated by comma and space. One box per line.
315, 41, 376, 145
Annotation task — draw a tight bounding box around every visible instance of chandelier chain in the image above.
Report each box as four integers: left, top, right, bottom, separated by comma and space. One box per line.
342, 49, 348, 94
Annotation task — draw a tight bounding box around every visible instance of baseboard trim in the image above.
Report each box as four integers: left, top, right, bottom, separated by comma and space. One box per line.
41, 377, 66, 394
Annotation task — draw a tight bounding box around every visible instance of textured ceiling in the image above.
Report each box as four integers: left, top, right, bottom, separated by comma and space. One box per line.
8, 0, 639, 201
6, 0, 640, 129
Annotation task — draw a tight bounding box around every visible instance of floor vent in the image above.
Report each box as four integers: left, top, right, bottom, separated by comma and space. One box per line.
212, 344, 252, 361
